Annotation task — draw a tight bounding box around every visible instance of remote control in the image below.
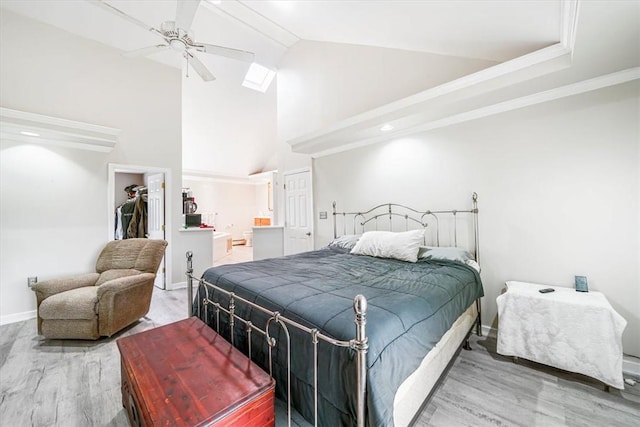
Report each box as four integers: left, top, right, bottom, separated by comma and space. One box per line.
539, 288, 555, 293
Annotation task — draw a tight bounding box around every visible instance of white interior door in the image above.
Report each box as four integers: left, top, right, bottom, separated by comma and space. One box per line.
284, 169, 313, 255
147, 172, 166, 289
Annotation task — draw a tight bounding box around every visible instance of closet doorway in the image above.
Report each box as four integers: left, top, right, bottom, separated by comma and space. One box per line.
108, 163, 171, 290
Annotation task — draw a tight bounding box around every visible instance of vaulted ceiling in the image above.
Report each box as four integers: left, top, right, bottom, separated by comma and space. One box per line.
0, 0, 564, 82
3, 1, 637, 170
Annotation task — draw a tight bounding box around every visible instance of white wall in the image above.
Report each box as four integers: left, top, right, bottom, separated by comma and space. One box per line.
0, 10, 182, 321
275, 40, 496, 224
180, 0, 284, 177
182, 63, 279, 177
314, 82, 640, 357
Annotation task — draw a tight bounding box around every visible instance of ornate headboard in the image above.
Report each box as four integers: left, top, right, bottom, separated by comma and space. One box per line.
332, 192, 480, 263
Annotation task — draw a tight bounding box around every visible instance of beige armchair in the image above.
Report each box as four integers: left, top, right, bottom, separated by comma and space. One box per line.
34, 238, 168, 340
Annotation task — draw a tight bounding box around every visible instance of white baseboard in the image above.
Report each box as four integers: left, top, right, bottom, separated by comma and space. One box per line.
623, 356, 640, 378
171, 281, 187, 290
1, 310, 36, 326
480, 324, 495, 337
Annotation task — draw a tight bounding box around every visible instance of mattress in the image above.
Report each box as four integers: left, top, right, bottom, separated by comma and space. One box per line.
194, 247, 484, 426
394, 302, 478, 426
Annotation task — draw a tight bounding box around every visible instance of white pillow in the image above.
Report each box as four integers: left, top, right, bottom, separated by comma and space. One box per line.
350, 230, 425, 263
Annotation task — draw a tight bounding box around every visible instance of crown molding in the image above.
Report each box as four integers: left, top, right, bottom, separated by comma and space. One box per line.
0, 107, 120, 153
289, 42, 573, 156
182, 168, 273, 185
288, 0, 584, 158
561, 0, 580, 51
310, 68, 640, 158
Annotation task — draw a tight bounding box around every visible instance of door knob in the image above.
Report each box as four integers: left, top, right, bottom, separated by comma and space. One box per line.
306, 232, 311, 236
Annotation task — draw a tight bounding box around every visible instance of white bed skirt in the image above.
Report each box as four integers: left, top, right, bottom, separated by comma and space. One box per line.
393, 302, 478, 426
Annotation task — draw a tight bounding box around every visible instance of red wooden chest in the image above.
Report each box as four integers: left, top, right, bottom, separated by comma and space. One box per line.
117, 317, 275, 427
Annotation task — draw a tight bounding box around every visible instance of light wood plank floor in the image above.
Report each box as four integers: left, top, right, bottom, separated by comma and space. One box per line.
1, 287, 638, 426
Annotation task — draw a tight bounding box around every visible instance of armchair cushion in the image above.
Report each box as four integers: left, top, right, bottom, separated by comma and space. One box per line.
39, 287, 98, 320
95, 269, 142, 286
96, 239, 167, 274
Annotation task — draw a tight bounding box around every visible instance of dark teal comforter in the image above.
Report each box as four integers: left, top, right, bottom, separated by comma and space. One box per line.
195, 247, 483, 426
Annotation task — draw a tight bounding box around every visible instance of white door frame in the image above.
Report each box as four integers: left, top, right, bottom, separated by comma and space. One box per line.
107, 163, 172, 289
283, 167, 314, 254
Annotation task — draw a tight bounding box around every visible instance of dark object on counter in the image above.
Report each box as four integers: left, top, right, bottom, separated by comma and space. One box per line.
185, 213, 201, 227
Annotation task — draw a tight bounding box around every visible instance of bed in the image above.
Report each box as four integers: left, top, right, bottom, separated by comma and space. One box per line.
186, 194, 484, 427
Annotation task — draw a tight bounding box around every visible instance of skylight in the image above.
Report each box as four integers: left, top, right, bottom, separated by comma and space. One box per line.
242, 63, 276, 93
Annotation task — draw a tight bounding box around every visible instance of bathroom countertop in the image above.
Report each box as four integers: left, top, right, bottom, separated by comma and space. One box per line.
179, 227, 215, 232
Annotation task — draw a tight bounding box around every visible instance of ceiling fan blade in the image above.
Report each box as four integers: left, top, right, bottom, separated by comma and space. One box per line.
123, 44, 171, 58
186, 52, 216, 81
175, 0, 201, 31
88, 0, 164, 38
194, 43, 255, 63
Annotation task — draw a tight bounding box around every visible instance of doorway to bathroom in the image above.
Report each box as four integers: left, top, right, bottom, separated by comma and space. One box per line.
181, 171, 275, 267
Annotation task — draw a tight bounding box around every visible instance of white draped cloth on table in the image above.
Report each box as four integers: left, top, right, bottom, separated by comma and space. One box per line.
497, 281, 626, 389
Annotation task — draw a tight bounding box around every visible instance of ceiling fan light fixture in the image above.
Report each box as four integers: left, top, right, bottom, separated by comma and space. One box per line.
242, 63, 276, 93
170, 39, 187, 52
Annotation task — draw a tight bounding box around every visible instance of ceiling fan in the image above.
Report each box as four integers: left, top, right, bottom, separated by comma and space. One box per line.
89, 0, 255, 81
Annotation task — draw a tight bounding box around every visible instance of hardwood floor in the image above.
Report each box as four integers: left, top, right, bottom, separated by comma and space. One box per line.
1, 286, 638, 426
419, 335, 639, 427
0, 287, 188, 427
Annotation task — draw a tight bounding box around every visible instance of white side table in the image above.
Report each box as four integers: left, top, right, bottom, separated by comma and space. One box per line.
496, 281, 627, 389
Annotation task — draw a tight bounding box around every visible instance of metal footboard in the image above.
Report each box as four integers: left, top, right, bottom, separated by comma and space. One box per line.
186, 251, 368, 427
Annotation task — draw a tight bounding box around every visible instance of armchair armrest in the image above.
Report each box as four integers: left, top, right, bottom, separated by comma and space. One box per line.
96, 273, 156, 336
96, 273, 155, 298
34, 273, 100, 302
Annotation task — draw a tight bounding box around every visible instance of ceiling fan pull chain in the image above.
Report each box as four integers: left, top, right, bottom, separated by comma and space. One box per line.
185, 54, 190, 78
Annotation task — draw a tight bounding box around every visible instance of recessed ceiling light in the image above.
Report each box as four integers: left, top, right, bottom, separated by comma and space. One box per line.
242, 63, 276, 93
380, 124, 394, 132
20, 131, 40, 137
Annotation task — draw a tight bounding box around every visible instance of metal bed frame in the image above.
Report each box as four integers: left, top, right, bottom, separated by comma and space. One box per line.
185, 192, 481, 427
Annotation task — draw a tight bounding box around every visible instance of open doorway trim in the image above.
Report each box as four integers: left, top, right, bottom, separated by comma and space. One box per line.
107, 163, 172, 290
